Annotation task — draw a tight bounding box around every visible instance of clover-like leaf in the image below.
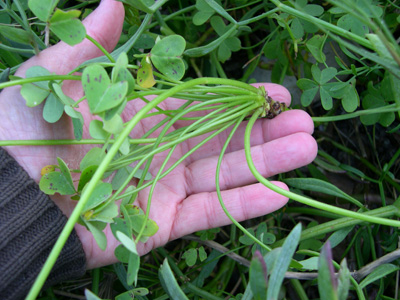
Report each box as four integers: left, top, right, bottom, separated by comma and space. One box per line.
21, 66, 51, 107
82, 182, 113, 212
182, 248, 197, 267
80, 147, 106, 171
28, 0, 59, 22
306, 35, 326, 63
85, 220, 107, 250
64, 105, 83, 140
49, 9, 86, 46
82, 64, 128, 114
89, 120, 109, 139
150, 35, 186, 81
193, 0, 216, 25
39, 157, 76, 195
137, 56, 156, 88
78, 165, 98, 192
130, 214, 159, 236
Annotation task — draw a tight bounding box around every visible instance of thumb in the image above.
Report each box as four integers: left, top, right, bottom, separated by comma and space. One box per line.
16, 0, 125, 76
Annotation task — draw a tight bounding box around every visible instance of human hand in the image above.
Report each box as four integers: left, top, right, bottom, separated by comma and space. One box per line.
0, 0, 317, 269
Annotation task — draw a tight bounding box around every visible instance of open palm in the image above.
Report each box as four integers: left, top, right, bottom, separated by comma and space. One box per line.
0, 0, 317, 269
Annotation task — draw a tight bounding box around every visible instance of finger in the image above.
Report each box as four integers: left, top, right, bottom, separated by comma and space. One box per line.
170, 181, 289, 239
15, 0, 124, 76
182, 109, 314, 163
184, 132, 317, 194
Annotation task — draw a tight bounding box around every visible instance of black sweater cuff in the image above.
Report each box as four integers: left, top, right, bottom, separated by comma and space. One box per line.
0, 148, 86, 300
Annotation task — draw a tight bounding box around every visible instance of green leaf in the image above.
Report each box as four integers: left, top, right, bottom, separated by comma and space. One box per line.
182, 248, 197, 267
320, 67, 337, 84
137, 56, 156, 88
39, 171, 76, 195
82, 64, 128, 114
111, 218, 131, 241
249, 251, 268, 300
184, 25, 237, 57
318, 242, 337, 300
267, 223, 302, 300
300, 86, 319, 107
320, 86, 333, 110
297, 78, 318, 90
130, 214, 159, 236
112, 52, 135, 94
303, 4, 324, 16
116, 231, 138, 254
89, 120, 109, 139
21, 66, 51, 107
64, 105, 83, 140
43, 93, 64, 123
338, 14, 368, 37
114, 244, 130, 263
299, 257, 319, 270
49, 9, 86, 46
52, 83, 75, 105
28, 0, 58, 22
290, 18, 304, 39
82, 182, 112, 212
78, 165, 98, 192
311, 64, 321, 83
21, 83, 49, 107
103, 114, 124, 134
198, 246, 207, 262
85, 220, 107, 251
225, 37, 241, 52
159, 259, 190, 300
193, 11, 214, 26
0, 25, 33, 45
306, 34, 326, 63
341, 84, 359, 112
284, 178, 363, 208
127, 251, 140, 286
82, 65, 111, 108
359, 264, 399, 289
84, 289, 103, 300
116, 288, 149, 300
325, 226, 354, 249
150, 35, 186, 81
195, 0, 215, 23
210, 15, 228, 36
217, 41, 231, 63
111, 166, 151, 190
360, 94, 385, 125
337, 259, 350, 300
91, 201, 119, 223
80, 147, 106, 171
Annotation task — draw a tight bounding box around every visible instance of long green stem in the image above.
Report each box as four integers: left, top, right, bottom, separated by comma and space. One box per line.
85, 34, 115, 63
216, 114, 272, 252
312, 104, 399, 122
0, 75, 81, 90
0, 138, 159, 146
244, 109, 400, 228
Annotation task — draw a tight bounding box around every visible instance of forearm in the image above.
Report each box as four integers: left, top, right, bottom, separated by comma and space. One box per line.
0, 147, 86, 300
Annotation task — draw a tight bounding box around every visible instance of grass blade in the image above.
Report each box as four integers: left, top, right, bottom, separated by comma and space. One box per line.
158, 258, 189, 300
267, 223, 302, 300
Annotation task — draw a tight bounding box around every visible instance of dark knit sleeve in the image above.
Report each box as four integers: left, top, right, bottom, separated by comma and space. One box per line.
0, 148, 86, 300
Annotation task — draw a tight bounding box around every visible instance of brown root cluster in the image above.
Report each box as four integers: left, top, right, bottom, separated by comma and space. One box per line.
265, 96, 287, 119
